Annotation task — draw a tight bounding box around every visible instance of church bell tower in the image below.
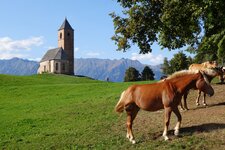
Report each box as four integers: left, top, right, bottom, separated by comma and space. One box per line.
58, 18, 74, 75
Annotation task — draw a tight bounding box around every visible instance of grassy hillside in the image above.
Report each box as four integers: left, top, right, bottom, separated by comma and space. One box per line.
0, 74, 224, 149
0, 74, 131, 149
0, 74, 101, 86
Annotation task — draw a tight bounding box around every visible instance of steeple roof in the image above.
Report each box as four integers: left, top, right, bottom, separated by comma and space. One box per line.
58, 18, 74, 31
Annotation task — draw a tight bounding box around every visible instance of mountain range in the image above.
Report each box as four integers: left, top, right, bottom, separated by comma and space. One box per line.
0, 57, 162, 82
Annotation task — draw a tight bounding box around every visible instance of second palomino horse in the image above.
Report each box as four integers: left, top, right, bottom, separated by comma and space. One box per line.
180, 67, 224, 110
187, 61, 222, 108
189, 61, 218, 70
115, 70, 214, 143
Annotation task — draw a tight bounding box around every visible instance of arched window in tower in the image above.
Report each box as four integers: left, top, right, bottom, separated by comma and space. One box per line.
60, 33, 62, 39
67, 32, 70, 37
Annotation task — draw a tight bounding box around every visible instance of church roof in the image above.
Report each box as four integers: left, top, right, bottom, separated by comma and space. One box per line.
40, 47, 68, 62
58, 18, 74, 31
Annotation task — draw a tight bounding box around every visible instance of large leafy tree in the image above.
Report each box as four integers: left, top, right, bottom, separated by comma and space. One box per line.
170, 52, 189, 73
187, 56, 193, 67
162, 57, 171, 75
124, 67, 140, 82
162, 52, 189, 75
111, 0, 225, 62
218, 35, 225, 65
141, 66, 155, 81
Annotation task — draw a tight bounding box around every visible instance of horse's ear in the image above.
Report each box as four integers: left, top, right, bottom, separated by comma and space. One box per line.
202, 63, 207, 67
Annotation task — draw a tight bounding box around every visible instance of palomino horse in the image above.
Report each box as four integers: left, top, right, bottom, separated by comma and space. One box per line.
187, 61, 223, 107
189, 61, 218, 70
180, 67, 223, 110
188, 61, 217, 106
115, 70, 214, 143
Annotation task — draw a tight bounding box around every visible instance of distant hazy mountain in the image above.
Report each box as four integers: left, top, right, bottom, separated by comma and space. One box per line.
0, 57, 162, 82
0, 58, 39, 75
75, 58, 162, 82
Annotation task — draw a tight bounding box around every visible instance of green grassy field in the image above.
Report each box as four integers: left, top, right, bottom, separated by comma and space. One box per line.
0, 74, 224, 149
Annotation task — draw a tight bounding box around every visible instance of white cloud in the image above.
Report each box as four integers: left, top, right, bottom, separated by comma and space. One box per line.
0, 36, 44, 60
28, 57, 41, 62
86, 52, 100, 57
131, 53, 164, 65
0, 36, 44, 51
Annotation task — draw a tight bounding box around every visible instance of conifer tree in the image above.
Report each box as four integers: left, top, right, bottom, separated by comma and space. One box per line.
124, 67, 140, 82
141, 66, 154, 81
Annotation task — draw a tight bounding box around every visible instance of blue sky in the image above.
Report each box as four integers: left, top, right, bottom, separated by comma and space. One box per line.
0, 0, 192, 65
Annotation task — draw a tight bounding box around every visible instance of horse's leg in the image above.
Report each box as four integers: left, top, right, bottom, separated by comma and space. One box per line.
221, 75, 224, 84
202, 93, 207, 106
162, 107, 172, 141
180, 95, 185, 110
125, 104, 140, 144
172, 107, 182, 136
219, 74, 224, 83
182, 91, 189, 110
196, 90, 201, 106
180, 92, 189, 110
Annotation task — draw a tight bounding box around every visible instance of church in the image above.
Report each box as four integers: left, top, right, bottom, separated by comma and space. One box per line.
38, 19, 74, 75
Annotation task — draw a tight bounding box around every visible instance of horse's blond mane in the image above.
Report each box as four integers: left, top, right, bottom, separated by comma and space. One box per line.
166, 70, 199, 80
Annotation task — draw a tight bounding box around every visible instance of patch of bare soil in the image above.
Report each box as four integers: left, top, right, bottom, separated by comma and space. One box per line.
178, 84, 225, 143
181, 84, 225, 125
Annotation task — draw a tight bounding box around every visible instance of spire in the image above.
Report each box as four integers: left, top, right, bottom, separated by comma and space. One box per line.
58, 18, 74, 31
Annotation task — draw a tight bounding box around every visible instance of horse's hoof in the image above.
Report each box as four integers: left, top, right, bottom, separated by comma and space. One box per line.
174, 130, 179, 136
196, 103, 200, 106
163, 136, 170, 141
127, 135, 136, 144
203, 103, 208, 106
131, 140, 136, 144
126, 134, 130, 139
184, 106, 189, 110
180, 108, 185, 112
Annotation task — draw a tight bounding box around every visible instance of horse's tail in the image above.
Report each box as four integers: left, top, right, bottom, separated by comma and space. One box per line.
115, 91, 126, 113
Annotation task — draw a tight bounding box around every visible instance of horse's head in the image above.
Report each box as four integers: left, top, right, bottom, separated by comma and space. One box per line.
196, 71, 214, 97
203, 61, 218, 68
204, 67, 223, 77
